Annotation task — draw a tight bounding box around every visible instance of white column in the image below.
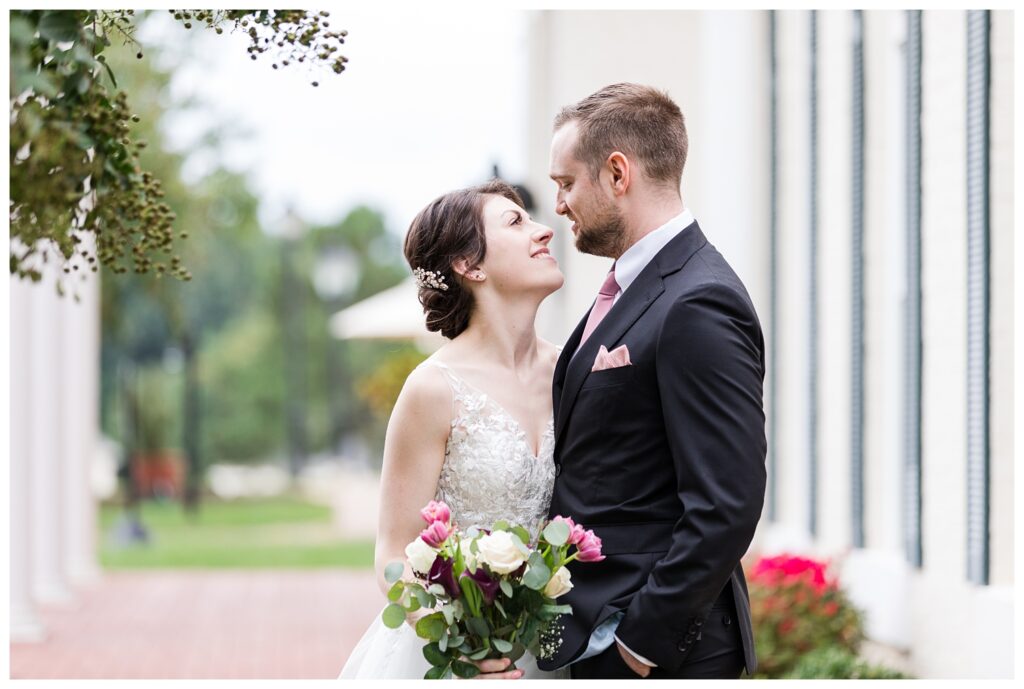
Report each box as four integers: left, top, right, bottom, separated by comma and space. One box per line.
9, 274, 47, 641
29, 262, 74, 606
61, 268, 102, 588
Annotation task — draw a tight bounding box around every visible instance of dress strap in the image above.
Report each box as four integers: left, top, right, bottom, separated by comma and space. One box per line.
418, 359, 470, 418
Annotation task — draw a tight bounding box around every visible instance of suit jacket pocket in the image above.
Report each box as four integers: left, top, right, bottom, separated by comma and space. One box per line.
580, 364, 636, 390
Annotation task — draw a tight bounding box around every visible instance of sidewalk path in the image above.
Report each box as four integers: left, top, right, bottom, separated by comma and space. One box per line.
9, 569, 381, 679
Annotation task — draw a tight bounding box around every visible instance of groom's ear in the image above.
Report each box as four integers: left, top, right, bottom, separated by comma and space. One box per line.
605, 151, 631, 196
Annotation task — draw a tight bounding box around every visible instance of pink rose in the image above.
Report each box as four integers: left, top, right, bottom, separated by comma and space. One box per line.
420, 520, 451, 548
420, 500, 451, 525
576, 529, 605, 562
553, 515, 587, 545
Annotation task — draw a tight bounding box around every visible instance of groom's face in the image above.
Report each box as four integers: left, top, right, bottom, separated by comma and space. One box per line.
549, 121, 626, 259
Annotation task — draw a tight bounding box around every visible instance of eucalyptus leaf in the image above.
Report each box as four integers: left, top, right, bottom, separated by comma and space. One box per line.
415, 613, 446, 641
499, 579, 513, 598
387, 581, 404, 602
423, 642, 449, 667
522, 561, 551, 590
424, 664, 448, 680
491, 519, 510, 532
439, 628, 449, 653
468, 648, 489, 660
466, 616, 490, 639
451, 660, 481, 678
542, 520, 570, 547
384, 561, 405, 584
491, 638, 513, 653
381, 603, 406, 629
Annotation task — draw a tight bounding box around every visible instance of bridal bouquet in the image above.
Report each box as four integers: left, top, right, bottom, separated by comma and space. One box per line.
381, 500, 605, 679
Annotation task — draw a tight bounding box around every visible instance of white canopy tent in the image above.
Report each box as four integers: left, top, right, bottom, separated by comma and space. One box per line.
328, 276, 443, 350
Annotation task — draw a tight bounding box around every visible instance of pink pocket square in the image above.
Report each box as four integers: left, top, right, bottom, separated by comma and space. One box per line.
591, 344, 632, 372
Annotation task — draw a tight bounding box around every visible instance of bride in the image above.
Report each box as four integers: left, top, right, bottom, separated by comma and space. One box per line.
339, 180, 569, 680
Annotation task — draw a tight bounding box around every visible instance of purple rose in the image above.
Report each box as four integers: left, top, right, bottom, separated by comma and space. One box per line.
462, 567, 500, 605
427, 555, 460, 598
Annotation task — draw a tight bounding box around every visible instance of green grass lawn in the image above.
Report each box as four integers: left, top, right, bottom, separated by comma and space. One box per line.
98, 494, 374, 569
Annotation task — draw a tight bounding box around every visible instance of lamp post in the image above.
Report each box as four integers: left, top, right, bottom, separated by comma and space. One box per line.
281, 209, 308, 477
312, 244, 360, 457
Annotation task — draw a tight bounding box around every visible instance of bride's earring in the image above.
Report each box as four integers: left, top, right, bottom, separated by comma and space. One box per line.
472, 271, 486, 282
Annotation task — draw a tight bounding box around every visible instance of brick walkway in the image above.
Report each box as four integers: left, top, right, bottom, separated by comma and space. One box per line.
9, 569, 382, 679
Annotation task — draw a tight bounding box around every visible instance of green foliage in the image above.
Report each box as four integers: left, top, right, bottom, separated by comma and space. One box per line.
785, 646, 910, 679
10, 9, 347, 287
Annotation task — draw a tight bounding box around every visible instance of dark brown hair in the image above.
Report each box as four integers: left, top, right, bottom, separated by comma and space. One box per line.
404, 180, 524, 339
553, 82, 687, 188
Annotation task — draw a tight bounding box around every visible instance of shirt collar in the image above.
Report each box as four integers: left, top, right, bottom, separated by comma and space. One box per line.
614, 208, 694, 295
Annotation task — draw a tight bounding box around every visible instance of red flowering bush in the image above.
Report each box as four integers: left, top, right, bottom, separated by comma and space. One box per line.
746, 553, 864, 678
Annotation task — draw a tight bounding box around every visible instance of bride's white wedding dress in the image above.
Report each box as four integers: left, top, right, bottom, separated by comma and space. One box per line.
339, 359, 569, 679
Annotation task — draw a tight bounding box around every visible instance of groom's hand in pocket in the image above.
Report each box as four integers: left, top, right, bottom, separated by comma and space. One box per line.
464, 657, 523, 680
616, 641, 652, 678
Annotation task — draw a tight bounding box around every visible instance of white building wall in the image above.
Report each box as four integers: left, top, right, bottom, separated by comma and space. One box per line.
524, 8, 1012, 678
986, 9, 1014, 592
815, 10, 853, 553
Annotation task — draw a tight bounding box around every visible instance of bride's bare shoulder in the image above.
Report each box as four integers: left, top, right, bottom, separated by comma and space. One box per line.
391, 357, 451, 420
538, 338, 562, 368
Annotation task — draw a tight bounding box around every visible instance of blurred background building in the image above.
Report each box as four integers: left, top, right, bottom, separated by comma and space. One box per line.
8, 8, 1014, 680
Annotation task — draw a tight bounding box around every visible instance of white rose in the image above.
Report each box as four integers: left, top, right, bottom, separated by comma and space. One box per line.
405, 537, 439, 574
543, 566, 573, 598
476, 531, 527, 574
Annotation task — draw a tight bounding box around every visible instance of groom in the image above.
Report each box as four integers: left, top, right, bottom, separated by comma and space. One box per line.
539, 83, 767, 679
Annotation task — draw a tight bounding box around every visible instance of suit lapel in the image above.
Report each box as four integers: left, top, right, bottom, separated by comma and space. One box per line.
553, 308, 590, 423
554, 221, 708, 449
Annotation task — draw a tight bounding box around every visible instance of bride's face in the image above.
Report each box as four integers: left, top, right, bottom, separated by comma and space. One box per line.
475, 195, 564, 297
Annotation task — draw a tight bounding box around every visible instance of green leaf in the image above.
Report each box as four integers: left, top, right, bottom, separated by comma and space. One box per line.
491, 519, 510, 532
499, 579, 513, 598
424, 664, 449, 680
542, 520, 570, 547
451, 660, 481, 678
415, 613, 446, 641
381, 603, 406, 629
384, 561, 404, 584
466, 616, 490, 639
511, 526, 532, 547
387, 581, 404, 602
423, 642, 449, 667
39, 11, 82, 43
467, 648, 489, 660
439, 628, 449, 653
492, 638, 513, 653
508, 642, 527, 663
523, 561, 551, 591
412, 587, 433, 610
494, 599, 507, 618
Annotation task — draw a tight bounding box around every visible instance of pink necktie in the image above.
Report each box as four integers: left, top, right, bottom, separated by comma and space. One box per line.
579, 267, 620, 348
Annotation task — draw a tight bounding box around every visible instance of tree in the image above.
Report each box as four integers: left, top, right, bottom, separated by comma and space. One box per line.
10, 9, 348, 286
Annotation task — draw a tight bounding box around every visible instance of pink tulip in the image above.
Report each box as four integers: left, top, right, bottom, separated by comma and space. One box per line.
576, 529, 605, 562
420, 500, 451, 525
420, 520, 451, 548
553, 515, 587, 545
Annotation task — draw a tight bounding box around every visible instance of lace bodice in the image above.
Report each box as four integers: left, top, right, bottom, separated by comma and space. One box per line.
421, 360, 556, 538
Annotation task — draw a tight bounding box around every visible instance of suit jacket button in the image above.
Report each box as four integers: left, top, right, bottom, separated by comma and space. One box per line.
695, 618, 704, 627
555, 464, 562, 477
722, 614, 732, 626
677, 642, 688, 652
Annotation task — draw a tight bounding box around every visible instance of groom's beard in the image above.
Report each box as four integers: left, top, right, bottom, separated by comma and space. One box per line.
573, 201, 628, 258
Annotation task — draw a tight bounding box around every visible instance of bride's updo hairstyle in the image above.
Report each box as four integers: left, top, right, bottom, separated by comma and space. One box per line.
404, 180, 525, 339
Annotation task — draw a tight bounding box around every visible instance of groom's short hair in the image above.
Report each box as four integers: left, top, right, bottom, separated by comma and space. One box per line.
554, 83, 687, 189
